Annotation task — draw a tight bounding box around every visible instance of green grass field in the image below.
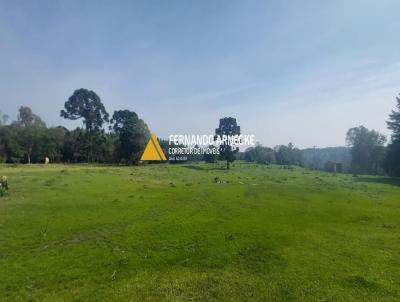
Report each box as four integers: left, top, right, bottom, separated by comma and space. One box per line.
1, 163, 400, 301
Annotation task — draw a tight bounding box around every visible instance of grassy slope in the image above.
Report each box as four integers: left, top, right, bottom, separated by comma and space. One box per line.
0, 163, 399, 301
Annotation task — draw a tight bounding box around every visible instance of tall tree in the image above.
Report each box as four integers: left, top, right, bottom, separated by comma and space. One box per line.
215, 117, 241, 169
16, 106, 46, 164
384, 94, 400, 176
61, 89, 109, 162
346, 126, 386, 175
387, 94, 400, 141
0, 111, 9, 126
61, 88, 109, 132
110, 110, 150, 164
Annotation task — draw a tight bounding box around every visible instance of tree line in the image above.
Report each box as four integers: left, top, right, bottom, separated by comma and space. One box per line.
242, 93, 400, 177
241, 143, 303, 166
341, 94, 400, 176
1, 89, 400, 176
0, 89, 150, 164
0, 89, 244, 167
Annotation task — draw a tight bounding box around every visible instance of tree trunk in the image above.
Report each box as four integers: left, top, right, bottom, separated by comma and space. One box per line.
227, 160, 230, 169
28, 146, 32, 164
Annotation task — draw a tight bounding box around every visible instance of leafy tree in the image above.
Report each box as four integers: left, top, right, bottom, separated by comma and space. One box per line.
61, 89, 109, 131
16, 106, 46, 164
204, 145, 218, 163
292, 147, 304, 167
384, 143, 400, 176
244, 144, 275, 164
274, 143, 303, 166
0, 107, 47, 164
84, 130, 109, 163
384, 94, 400, 176
110, 110, 150, 164
62, 128, 79, 162
0, 111, 9, 126
36, 127, 66, 163
60, 89, 110, 162
346, 126, 386, 175
0, 124, 24, 163
255, 144, 275, 164
215, 117, 241, 169
387, 94, 400, 141
275, 144, 291, 165
110, 110, 136, 132
244, 147, 256, 162
101, 133, 118, 163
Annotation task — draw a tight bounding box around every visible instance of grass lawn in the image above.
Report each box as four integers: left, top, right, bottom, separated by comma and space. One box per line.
0, 162, 399, 301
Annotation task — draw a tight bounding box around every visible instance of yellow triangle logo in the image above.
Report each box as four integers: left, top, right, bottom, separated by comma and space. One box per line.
140, 133, 167, 161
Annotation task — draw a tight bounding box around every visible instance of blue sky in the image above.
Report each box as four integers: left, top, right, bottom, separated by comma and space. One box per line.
0, 0, 399, 148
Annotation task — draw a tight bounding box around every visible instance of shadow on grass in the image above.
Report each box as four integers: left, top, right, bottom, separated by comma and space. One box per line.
340, 276, 387, 294
354, 176, 400, 187
182, 165, 226, 171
